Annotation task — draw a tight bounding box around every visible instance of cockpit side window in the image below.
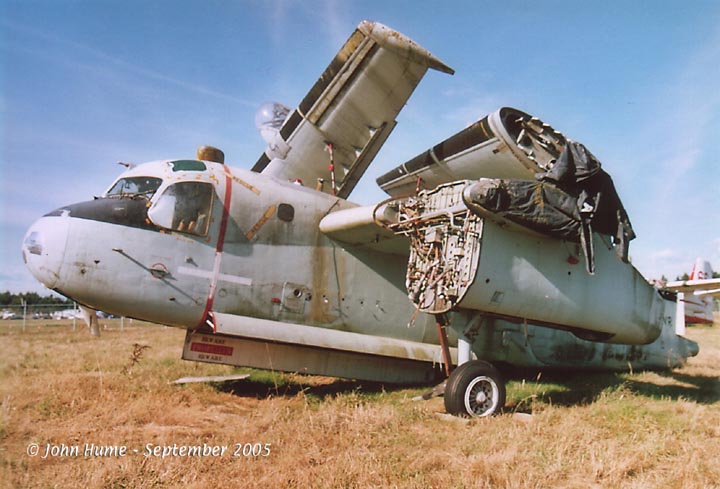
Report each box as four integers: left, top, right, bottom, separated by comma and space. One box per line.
106, 177, 162, 198
148, 182, 214, 236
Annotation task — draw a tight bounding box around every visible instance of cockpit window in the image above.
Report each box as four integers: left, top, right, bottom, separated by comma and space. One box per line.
106, 177, 162, 198
147, 182, 214, 236
169, 160, 207, 172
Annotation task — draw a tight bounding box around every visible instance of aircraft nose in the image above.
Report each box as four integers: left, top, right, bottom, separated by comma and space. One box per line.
22, 214, 70, 289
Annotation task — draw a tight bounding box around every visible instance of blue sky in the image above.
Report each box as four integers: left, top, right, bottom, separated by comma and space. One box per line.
1, 0, 719, 293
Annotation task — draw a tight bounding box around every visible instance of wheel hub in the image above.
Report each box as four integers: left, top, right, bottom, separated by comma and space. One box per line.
464, 376, 498, 416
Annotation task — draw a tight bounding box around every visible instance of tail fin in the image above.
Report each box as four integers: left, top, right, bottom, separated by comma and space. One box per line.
682, 258, 716, 325
689, 257, 713, 280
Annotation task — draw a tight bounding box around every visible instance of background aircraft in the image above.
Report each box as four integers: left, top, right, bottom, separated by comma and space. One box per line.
665, 258, 720, 324
22, 21, 699, 417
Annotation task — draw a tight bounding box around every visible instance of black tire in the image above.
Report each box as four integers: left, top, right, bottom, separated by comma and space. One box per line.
444, 360, 505, 417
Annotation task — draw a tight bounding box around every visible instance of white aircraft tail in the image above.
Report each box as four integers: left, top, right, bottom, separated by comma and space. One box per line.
667, 258, 717, 326
689, 258, 713, 281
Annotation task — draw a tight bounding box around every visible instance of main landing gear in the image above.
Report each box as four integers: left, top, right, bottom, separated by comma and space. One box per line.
432, 315, 505, 417
421, 359, 505, 417
444, 360, 506, 417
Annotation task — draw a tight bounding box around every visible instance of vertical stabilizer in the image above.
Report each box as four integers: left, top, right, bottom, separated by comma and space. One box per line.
690, 258, 713, 280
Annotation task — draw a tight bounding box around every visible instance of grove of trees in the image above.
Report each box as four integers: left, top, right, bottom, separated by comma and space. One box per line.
0, 291, 72, 307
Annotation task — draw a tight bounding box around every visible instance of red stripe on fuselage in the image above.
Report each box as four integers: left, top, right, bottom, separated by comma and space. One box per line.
216, 165, 234, 254
195, 165, 234, 330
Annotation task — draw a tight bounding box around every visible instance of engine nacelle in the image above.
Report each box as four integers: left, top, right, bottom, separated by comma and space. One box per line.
388, 181, 664, 346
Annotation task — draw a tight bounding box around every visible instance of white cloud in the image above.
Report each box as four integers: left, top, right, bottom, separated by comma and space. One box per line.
621, 23, 720, 283
322, 0, 349, 49
265, 0, 348, 49
632, 246, 692, 281
632, 234, 720, 281
650, 27, 720, 198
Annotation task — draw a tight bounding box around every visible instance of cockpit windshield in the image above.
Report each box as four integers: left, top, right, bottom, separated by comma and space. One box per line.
106, 177, 162, 198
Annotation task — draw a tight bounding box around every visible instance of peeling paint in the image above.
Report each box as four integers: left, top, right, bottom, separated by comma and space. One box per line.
229, 174, 261, 195
244, 205, 277, 241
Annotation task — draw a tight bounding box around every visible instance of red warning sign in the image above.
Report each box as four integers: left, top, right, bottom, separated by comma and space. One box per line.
190, 342, 233, 356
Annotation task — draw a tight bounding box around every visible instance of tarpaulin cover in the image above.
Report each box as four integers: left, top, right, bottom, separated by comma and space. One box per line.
464, 179, 582, 241
537, 141, 635, 246
463, 141, 635, 271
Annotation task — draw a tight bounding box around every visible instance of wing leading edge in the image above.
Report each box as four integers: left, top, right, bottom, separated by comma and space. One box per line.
665, 278, 720, 298
252, 20, 453, 199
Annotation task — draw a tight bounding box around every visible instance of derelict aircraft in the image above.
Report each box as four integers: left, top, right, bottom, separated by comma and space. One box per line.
23, 21, 700, 417
665, 258, 720, 325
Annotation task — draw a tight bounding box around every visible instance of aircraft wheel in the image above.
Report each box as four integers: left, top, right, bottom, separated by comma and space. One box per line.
444, 360, 505, 417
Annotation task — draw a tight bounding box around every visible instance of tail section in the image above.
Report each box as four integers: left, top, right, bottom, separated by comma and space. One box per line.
666, 258, 718, 325
689, 257, 713, 281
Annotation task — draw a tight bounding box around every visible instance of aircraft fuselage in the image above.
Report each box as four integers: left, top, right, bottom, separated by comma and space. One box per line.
23, 157, 698, 385
24, 160, 440, 344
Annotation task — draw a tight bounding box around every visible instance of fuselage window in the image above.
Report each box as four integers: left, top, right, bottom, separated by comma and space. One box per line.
106, 177, 162, 198
277, 203, 295, 222
148, 182, 214, 236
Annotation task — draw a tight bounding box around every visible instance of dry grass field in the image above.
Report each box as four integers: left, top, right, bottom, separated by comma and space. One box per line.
1, 316, 718, 488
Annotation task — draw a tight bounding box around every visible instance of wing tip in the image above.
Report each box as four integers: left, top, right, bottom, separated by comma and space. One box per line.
358, 20, 454, 75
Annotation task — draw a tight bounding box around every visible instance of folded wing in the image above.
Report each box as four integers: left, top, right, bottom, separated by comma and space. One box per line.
252, 20, 453, 199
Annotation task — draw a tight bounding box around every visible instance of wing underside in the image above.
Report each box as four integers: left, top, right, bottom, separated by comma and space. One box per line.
252, 20, 453, 199
665, 278, 720, 298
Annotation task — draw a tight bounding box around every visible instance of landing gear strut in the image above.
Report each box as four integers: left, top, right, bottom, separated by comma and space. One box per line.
444, 360, 505, 417
430, 314, 505, 417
